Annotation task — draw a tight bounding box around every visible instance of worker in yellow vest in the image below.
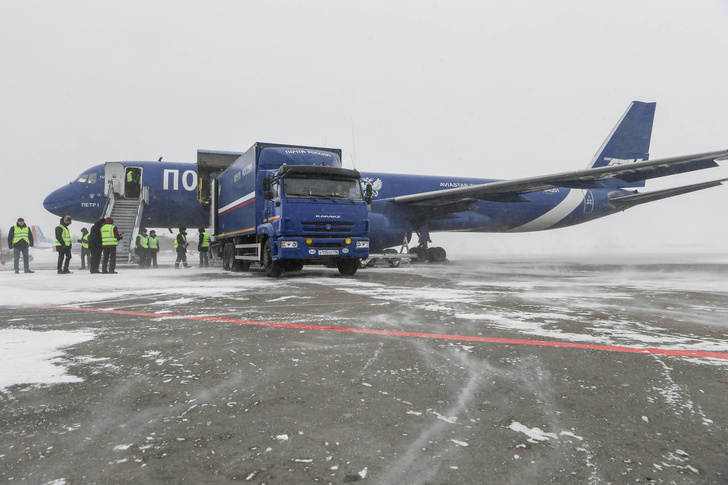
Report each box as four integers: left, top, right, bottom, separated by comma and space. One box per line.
77, 228, 89, 269
148, 230, 160, 268
101, 217, 122, 274
174, 227, 189, 269
135, 228, 150, 268
198, 228, 211, 267
125, 168, 140, 198
7, 217, 34, 273
55, 215, 73, 274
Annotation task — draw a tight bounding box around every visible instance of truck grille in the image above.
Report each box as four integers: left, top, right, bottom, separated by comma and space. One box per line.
301, 221, 354, 233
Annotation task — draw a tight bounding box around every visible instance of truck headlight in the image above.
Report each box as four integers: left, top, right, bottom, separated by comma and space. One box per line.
281, 241, 298, 249
356, 240, 369, 248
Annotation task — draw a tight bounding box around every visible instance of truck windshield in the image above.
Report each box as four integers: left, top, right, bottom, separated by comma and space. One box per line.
282, 176, 363, 201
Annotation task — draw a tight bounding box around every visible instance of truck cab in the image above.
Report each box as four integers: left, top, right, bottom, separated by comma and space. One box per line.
202, 143, 370, 277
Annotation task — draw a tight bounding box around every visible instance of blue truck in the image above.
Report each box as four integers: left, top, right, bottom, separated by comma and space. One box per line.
198, 143, 370, 277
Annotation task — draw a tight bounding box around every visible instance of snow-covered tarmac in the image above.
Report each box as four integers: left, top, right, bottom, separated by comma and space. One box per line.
1, 252, 727, 484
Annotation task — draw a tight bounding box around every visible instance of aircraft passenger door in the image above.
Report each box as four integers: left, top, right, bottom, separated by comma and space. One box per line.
105, 162, 125, 197
124, 167, 142, 199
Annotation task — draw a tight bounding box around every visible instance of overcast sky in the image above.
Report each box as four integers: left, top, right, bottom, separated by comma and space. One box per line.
2, 0, 727, 254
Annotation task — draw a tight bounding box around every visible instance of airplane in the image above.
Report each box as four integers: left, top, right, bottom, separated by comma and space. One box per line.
43, 101, 727, 261
30, 225, 59, 250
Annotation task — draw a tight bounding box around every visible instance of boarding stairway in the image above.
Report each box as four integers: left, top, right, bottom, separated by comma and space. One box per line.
103, 182, 148, 264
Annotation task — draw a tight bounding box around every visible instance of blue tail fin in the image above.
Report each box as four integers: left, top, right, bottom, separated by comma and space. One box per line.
587, 101, 656, 187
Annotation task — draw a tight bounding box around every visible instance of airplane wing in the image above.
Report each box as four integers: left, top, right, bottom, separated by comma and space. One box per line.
608, 178, 728, 211
392, 150, 728, 208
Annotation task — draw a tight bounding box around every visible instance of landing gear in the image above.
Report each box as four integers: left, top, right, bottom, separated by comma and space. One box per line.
427, 246, 447, 262
408, 244, 447, 262
408, 224, 447, 263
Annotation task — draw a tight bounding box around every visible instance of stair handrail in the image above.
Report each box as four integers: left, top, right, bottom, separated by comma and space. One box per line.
127, 185, 148, 263
103, 180, 116, 219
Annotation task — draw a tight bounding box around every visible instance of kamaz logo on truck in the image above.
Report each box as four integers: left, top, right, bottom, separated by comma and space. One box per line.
316, 215, 341, 218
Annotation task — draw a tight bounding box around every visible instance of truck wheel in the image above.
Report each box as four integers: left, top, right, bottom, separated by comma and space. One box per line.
222, 243, 234, 271
337, 259, 359, 276
263, 240, 283, 277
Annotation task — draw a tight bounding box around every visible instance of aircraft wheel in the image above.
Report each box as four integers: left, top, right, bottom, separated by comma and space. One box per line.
408, 247, 426, 262
337, 259, 359, 276
263, 239, 283, 278
427, 247, 447, 262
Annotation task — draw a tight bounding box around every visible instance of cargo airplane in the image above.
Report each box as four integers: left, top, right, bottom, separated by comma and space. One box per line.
43, 101, 727, 261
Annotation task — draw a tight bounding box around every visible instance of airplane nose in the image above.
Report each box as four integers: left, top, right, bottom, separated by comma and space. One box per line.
43, 186, 70, 217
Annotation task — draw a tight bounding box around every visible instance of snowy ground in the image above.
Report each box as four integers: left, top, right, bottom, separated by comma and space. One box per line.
1, 252, 727, 484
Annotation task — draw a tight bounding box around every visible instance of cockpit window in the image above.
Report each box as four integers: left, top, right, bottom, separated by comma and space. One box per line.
88, 173, 97, 184
76, 174, 88, 183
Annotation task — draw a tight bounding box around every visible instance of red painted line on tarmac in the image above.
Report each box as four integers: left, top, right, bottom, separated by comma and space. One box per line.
33, 305, 728, 360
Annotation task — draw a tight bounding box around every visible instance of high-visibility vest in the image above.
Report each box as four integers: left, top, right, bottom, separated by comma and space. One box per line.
175, 233, 186, 249
81, 234, 89, 249
200, 232, 211, 248
101, 224, 119, 246
126, 171, 133, 183
12, 225, 30, 244
139, 234, 149, 249
56, 224, 71, 247
148, 236, 159, 249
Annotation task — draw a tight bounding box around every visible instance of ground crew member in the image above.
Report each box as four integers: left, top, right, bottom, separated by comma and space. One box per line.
7, 217, 34, 274
78, 228, 89, 269
198, 228, 211, 267
55, 215, 73, 274
88, 218, 104, 274
101, 217, 122, 274
126, 169, 140, 198
174, 227, 189, 269
135, 228, 150, 268
148, 230, 159, 268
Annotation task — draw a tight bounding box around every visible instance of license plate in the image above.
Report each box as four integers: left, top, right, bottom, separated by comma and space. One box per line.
318, 249, 339, 256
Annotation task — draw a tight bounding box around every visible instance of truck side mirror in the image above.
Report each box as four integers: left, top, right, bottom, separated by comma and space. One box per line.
263, 178, 273, 200
365, 183, 373, 210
